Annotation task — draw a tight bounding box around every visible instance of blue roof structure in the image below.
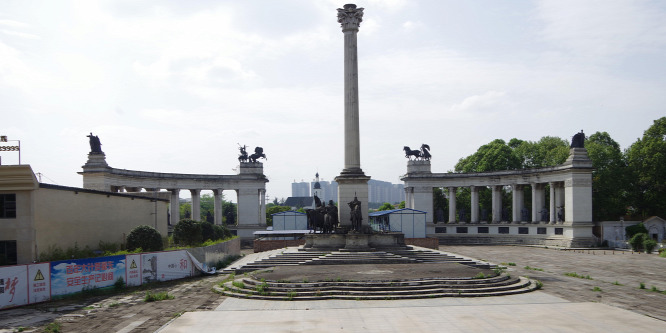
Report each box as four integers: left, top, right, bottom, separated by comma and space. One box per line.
369, 208, 427, 217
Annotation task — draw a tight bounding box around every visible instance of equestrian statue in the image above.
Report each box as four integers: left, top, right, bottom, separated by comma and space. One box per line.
403, 144, 431, 161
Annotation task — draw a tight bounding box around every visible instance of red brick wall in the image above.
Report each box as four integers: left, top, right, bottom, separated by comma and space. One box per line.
405, 238, 439, 249
254, 239, 305, 252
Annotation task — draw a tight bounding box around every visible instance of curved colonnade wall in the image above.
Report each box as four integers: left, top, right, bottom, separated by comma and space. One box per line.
79, 153, 268, 239
401, 148, 594, 247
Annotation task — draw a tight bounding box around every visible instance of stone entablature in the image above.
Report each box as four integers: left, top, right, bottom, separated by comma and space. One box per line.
79, 153, 268, 228
401, 148, 594, 247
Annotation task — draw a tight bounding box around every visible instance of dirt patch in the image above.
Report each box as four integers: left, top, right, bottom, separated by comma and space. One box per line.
252, 262, 493, 282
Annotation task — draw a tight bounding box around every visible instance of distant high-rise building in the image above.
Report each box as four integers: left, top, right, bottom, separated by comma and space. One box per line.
368, 179, 404, 204
291, 180, 309, 197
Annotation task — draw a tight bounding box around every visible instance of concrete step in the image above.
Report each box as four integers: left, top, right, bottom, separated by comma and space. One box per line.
217, 276, 537, 301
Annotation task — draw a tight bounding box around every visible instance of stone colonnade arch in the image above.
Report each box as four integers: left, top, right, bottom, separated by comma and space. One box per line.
401, 148, 594, 247
78, 153, 267, 239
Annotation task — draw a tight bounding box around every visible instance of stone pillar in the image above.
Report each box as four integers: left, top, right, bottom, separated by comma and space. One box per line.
260, 189, 267, 226
565, 174, 593, 225
168, 189, 180, 225
492, 185, 502, 223
190, 189, 201, 221
448, 187, 457, 223
237, 188, 260, 225
213, 189, 223, 225
555, 182, 564, 223
404, 187, 414, 209
512, 184, 523, 223
411, 186, 434, 224
549, 182, 556, 224
532, 183, 544, 223
470, 185, 479, 223
337, 4, 364, 174
335, 4, 371, 228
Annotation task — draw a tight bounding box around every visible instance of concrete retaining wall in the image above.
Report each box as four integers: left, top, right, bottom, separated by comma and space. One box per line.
254, 239, 305, 252
185, 237, 241, 267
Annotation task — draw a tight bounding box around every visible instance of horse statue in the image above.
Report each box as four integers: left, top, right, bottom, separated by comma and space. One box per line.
420, 144, 431, 161
403, 146, 421, 160
249, 146, 267, 163
306, 195, 334, 233
570, 130, 585, 148
238, 144, 249, 163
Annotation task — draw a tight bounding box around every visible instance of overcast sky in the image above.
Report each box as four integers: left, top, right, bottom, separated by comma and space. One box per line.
2, 0, 665, 202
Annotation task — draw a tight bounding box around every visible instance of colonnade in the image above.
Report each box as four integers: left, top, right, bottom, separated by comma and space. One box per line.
425, 182, 566, 224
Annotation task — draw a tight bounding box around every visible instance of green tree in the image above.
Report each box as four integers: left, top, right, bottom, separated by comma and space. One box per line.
513, 136, 569, 168
377, 203, 395, 211
398, 201, 406, 209
626, 117, 666, 218
266, 205, 293, 226
586, 131, 631, 221
173, 219, 202, 246
455, 139, 521, 172
180, 201, 191, 219
126, 225, 163, 251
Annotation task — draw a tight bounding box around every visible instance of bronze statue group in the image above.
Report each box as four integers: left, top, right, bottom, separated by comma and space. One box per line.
306, 195, 363, 234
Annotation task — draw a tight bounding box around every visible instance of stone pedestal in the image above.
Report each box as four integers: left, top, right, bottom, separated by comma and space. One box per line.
303, 233, 406, 251
336, 173, 371, 229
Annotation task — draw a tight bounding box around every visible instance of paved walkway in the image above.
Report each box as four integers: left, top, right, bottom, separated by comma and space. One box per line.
158, 245, 666, 332
159, 293, 666, 332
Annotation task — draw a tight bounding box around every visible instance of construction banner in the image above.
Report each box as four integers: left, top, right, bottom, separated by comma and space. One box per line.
0, 265, 28, 310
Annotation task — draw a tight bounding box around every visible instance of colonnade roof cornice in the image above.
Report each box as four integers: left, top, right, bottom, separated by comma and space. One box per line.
104, 167, 267, 182
402, 163, 590, 181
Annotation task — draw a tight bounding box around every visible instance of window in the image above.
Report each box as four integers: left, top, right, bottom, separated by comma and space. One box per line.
555, 228, 563, 235
0, 240, 17, 266
519, 227, 529, 235
0, 194, 16, 218
435, 227, 447, 233
537, 227, 547, 235
499, 227, 510, 234
478, 227, 489, 234
456, 227, 468, 234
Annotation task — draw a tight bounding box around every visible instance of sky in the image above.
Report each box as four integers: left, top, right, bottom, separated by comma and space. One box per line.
1, 0, 665, 202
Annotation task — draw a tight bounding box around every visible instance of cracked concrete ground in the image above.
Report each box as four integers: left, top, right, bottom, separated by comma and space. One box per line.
0, 246, 664, 332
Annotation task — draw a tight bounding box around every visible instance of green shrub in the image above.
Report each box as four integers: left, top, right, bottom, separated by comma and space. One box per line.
144, 291, 174, 302
644, 238, 657, 254
173, 219, 203, 246
629, 233, 646, 251
126, 225, 163, 252
200, 221, 216, 242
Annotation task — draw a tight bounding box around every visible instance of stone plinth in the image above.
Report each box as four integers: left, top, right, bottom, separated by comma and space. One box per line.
82, 153, 109, 171
239, 162, 264, 175
303, 233, 406, 251
406, 160, 431, 174
335, 173, 371, 228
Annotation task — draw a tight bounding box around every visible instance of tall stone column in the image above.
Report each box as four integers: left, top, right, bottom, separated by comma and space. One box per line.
531, 183, 544, 223
492, 185, 502, 223
213, 189, 224, 225
335, 4, 371, 228
549, 182, 556, 224
470, 185, 479, 223
190, 189, 201, 221
260, 189, 267, 226
512, 184, 524, 223
168, 189, 180, 225
448, 187, 457, 223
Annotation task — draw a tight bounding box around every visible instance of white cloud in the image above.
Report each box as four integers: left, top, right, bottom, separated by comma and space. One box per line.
450, 91, 507, 114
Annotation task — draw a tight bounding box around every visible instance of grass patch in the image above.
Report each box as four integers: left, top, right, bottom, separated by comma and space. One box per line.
108, 302, 120, 308
639, 282, 646, 289
564, 272, 592, 280
286, 290, 297, 301
592, 286, 602, 292
501, 262, 517, 266
473, 272, 489, 279
612, 281, 623, 286
44, 322, 62, 333
255, 282, 269, 296
144, 291, 174, 302
232, 281, 245, 289
651, 286, 662, 292
524, 266, 544, 271
534, 280, 543, 290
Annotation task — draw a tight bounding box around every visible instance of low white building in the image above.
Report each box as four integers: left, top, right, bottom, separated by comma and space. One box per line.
598, 216, 666, 249
369, 208, 427, 238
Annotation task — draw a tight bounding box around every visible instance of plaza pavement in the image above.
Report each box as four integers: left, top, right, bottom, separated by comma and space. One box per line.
158, 246, 666, 332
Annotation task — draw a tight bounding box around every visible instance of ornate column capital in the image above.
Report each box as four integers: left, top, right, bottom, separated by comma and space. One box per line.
337, 4, 364, 31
